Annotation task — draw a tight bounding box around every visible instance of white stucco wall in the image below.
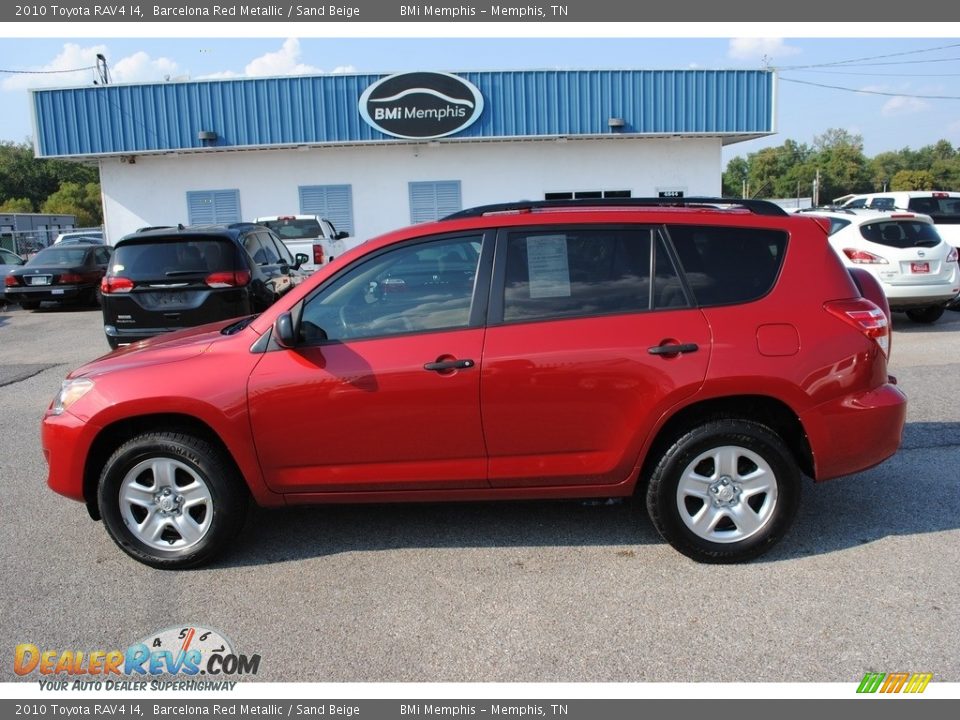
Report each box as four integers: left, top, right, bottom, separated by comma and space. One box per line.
98, 137, 723, 244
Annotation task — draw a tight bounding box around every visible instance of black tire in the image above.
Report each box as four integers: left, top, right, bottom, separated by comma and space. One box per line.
646, 420, 801, 563
97, 431, 247, 569
19, 299, 40, 310
905, 306, 944, 323
105, 335, 120, 350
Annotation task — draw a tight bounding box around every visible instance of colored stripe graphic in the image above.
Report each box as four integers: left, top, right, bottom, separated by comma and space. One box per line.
857, 672, 932, 694
857, 673, 885, 693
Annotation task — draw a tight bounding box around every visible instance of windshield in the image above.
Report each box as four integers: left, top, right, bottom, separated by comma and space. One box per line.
258, 219, 322, 240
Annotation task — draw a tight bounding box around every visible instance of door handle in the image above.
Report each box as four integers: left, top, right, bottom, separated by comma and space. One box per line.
424, 358, 475, 372
648, 343, 699, 356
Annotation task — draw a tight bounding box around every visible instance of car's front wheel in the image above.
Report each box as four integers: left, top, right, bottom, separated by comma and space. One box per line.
97, 431, 247, 569
905, 305, 944, 323
646, 420, 801, 563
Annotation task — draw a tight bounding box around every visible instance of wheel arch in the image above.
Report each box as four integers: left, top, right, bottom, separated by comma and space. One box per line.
637, 394, 815, 493
82, 413, 256, 520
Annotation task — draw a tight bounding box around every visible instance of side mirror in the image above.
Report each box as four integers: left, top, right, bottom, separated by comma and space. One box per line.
294, 253, 309, 270
336, 231, 350, 240
274, 312, 297, 348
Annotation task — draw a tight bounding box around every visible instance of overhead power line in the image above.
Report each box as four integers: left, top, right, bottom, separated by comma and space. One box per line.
776, 42, 960, 70
0, 65, 97, 75
780, 76, 960, 100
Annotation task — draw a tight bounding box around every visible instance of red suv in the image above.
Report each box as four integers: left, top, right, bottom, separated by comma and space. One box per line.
41, 199, 907, 568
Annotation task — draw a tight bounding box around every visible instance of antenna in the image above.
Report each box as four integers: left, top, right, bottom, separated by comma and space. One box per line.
95, 54, 110, 86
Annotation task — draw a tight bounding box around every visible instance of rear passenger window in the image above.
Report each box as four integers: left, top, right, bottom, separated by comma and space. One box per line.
502, 228, 653, 322
667, 225, 787, 307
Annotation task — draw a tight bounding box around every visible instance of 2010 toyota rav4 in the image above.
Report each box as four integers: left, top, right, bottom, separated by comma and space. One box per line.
41, 199, 907, 568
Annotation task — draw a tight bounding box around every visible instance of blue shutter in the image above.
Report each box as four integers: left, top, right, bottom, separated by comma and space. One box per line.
298, 184, 354, 235
186, 189, 241, 225
409, 181, 462, 224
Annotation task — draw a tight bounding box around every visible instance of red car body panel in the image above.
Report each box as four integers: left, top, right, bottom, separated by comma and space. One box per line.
42, 206, 906, 515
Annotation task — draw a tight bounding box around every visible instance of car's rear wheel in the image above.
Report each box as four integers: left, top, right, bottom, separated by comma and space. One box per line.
646, 420, 800, 563
97, 431, 247, 569
905, 306, 944, 323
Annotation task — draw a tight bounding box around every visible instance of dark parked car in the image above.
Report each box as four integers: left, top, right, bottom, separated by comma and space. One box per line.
1, 247, 26, 305
4, 243, 111, 310
100, 223, 308, 348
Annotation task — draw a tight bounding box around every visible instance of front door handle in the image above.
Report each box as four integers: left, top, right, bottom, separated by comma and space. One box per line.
424, 358, 475, 372
648, 343, 699, 356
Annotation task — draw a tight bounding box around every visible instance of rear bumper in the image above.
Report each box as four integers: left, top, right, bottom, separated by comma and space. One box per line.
6, 285, 90, 302
801, 382, 907, 481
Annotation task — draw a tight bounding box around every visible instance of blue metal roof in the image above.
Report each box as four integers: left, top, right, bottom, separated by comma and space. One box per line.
32, 69, 774, 158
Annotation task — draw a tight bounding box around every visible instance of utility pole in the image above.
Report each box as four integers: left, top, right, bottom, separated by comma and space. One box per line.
813, 168, 820, 207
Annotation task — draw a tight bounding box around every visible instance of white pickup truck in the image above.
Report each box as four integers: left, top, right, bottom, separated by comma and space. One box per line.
253, 215, 356, 273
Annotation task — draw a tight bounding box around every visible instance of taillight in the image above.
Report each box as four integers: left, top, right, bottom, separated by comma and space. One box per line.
59, 272, 84, 284
312, 244, 324, 265
947, 246, 958, 264
824, 298, 890, 357
205, 270, 251, 288
101, 277, 134, 294
4, 275, 16, 287
843, 248, 888, 264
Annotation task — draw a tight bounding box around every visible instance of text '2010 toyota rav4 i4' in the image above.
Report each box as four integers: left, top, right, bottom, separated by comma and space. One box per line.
42, 199, 907, 568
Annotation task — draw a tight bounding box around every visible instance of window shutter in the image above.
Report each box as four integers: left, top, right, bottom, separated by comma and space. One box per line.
186, 189, 241, 225
409, 181, 462, 224
299, 185, 355, 235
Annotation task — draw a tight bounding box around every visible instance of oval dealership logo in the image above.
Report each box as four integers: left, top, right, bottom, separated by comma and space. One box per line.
359, 72, 484, 140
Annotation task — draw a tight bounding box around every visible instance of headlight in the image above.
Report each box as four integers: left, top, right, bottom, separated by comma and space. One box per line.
52, 378, 95, 416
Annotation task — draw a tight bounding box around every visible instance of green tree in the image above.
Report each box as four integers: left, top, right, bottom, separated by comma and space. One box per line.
0, 140, 99, 212
0, 197, 35, 212
41, 181, 102, 227
890, 169, 937, 190
811, 128, 872, 202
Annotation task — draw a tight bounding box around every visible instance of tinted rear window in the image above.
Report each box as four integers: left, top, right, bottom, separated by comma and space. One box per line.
30, 248, 90, 266
258, 219, 322, 240
859, 220, 941, 249
111, 238, 236, 279
907, 197, 960, 218
667, 225, 787, 307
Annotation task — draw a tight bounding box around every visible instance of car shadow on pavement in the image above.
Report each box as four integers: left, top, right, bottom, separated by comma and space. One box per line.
891, 310, 960, 333
217, 421, 960, 569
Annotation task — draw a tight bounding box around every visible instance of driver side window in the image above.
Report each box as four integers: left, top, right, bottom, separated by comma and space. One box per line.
299, 235, 483, 344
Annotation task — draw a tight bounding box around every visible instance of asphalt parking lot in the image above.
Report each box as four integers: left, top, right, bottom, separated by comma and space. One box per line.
0, 301, 958, 684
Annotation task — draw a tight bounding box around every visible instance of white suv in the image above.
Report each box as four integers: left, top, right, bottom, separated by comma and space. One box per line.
802, 208, 959, 323
836, 191, 960, 249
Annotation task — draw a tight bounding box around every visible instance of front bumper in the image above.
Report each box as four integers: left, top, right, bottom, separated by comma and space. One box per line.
41, 409, 100, 504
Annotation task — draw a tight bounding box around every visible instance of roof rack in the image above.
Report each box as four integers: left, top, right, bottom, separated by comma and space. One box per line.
443, 197, 788, 219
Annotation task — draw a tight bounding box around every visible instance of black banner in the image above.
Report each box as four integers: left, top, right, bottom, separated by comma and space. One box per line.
1, 699, 959, 720
4, 1, 959, 23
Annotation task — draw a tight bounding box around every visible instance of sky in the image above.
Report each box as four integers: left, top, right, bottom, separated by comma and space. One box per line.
2, 29, 960, 167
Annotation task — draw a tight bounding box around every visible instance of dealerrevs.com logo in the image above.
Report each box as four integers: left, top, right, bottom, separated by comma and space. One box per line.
359, 71, 484, 139
15, 626, 260, 691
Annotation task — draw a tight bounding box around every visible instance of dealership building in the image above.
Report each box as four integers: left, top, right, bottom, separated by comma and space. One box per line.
30, 69, 775, 244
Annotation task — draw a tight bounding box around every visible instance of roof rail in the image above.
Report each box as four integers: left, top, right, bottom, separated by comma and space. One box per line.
443, 197, 789, 219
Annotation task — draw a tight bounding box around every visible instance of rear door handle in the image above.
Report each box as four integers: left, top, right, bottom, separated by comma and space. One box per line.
424, 358, 475, 372
648, 343, 699, 356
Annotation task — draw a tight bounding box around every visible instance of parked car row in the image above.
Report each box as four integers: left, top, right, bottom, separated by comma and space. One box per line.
797, 205, 960, 323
